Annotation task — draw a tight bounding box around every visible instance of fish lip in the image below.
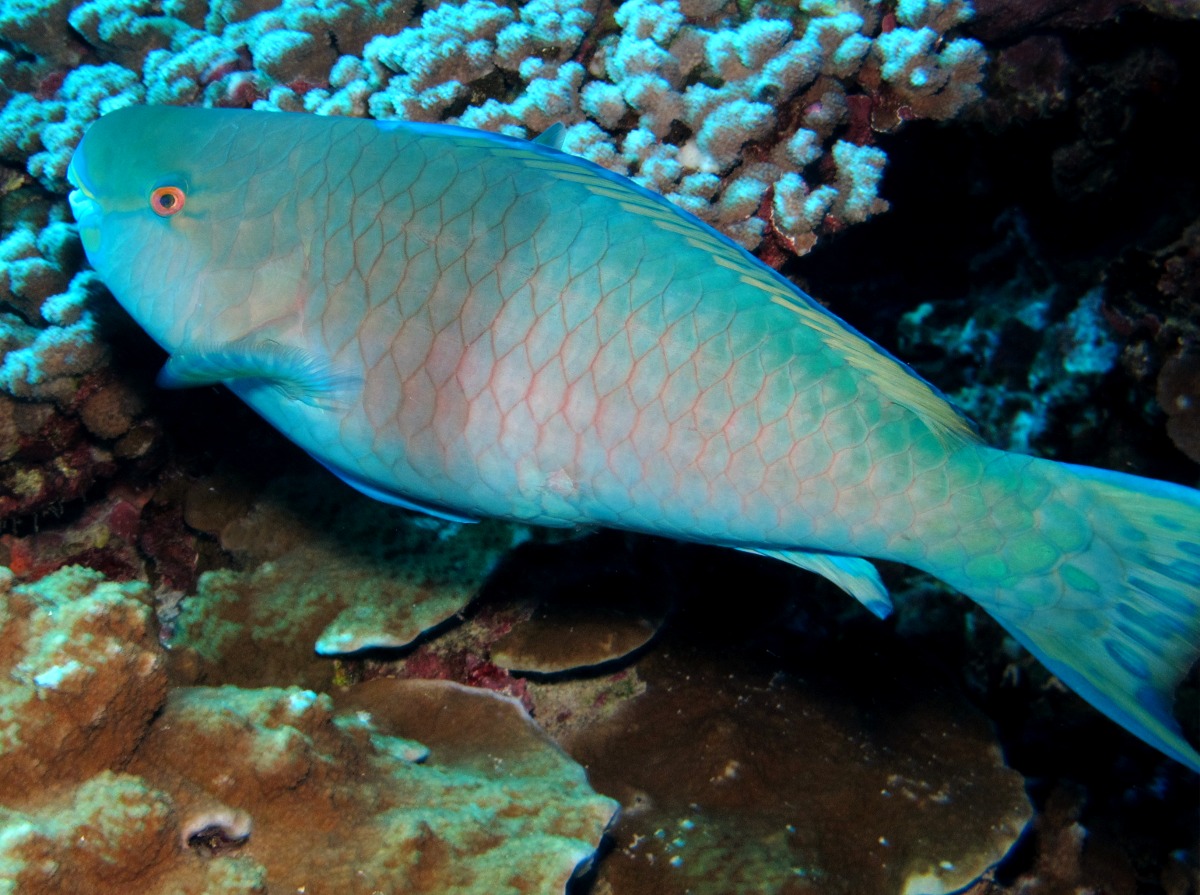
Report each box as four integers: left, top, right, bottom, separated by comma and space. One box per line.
66, 155, 103, 257
65, 154, 95, 199
66, 155, 86, 193
67, 187, 98, 226
65, 156, 99, 225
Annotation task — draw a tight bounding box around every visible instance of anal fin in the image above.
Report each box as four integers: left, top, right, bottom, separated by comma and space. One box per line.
740, 548, 892, 619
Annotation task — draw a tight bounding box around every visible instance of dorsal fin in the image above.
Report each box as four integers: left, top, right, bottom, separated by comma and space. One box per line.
532, 123, 565, 150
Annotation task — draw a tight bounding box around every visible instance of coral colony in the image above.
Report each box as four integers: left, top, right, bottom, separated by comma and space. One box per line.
2, 1, 1198, 894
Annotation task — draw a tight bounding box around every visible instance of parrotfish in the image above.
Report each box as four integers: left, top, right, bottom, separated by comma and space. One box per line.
68, 106, 1200, 771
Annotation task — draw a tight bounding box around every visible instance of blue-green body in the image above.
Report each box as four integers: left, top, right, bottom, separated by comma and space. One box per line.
68, 106, 1200, 771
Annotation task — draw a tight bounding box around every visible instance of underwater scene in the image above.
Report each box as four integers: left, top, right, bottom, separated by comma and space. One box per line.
1, 0, 1199, 892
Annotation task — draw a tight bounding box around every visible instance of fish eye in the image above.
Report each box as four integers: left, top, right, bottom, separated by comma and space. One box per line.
150, 185, 186, 217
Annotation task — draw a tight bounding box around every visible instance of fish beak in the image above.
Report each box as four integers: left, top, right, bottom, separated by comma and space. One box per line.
66, 155, 101, 254
66, 155, 95, 210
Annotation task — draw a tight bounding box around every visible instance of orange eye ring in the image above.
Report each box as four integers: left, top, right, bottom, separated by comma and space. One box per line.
150, 185, 186, 216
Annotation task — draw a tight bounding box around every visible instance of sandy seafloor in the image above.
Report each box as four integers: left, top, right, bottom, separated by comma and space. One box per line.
1, 0, 1199, 893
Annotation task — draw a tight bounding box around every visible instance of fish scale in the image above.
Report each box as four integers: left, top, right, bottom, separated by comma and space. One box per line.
69, 106, 1200, 772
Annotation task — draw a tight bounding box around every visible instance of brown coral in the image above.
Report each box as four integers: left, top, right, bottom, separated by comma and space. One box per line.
0, 566, 167, 798
1156, 352, 1200, 463
0, 566, 617, 895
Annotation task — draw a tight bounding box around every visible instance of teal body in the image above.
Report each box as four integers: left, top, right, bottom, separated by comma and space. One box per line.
69, 106, 1200, 771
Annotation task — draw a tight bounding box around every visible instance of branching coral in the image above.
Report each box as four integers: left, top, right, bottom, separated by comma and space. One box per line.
559, 0, 985, 251
2, 0, 986, 255
0, 189, 150, 522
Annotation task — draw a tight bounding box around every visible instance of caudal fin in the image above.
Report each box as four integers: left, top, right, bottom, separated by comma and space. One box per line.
932, 450, 1200, 772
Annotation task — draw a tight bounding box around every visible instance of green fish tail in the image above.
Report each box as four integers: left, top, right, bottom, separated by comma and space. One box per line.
925, 448, 1200, 772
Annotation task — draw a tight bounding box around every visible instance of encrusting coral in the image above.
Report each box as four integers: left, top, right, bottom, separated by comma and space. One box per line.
156, 472, 1038, 895
0, 470, 1035, 895
563, 644, 1032, 895
0, 565, 166, 797
169, 473, 536, 690
0, 565, 618, 895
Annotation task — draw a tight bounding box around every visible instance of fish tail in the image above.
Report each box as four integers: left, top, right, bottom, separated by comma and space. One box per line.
923, 448, 1200, 771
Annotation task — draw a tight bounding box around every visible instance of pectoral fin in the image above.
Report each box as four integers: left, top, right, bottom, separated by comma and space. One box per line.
741, 548, 893, 619
158, 340, 360, 409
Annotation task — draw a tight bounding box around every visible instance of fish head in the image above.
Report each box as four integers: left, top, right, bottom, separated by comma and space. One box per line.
68, 105, 310, 354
